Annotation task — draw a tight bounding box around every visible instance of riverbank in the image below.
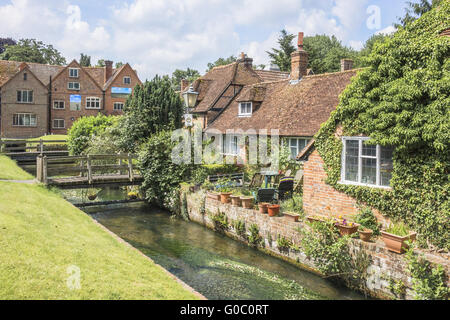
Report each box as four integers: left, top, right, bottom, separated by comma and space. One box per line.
0, 157, 201, 299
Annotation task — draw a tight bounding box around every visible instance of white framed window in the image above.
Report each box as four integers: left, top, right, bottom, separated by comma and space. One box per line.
223, 135, 241, 156
238, 102, 252, 117
53, 100, 65, 109
16, 90, 33, 103
341, 137, 393, 188
69, 68, 79, 78
53, 119, 65, 129
68, 82, 80, 90
287, 138, 311, 160
123, 76, 131, 84
86, 97, 101, 109
113, 102, 124, 110
13, 113, 36, 127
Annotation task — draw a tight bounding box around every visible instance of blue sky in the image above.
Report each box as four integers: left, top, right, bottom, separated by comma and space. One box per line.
0, 0, 410, 80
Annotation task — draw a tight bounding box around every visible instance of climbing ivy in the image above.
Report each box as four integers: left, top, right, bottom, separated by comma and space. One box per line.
315, 3, 450, 250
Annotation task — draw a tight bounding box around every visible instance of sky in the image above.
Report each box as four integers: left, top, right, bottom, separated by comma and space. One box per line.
0, 0, 410, 80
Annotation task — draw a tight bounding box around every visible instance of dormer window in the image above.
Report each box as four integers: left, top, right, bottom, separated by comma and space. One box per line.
69, 68, 79, 78
123, 76, 131, 84
239, 102, 252, 117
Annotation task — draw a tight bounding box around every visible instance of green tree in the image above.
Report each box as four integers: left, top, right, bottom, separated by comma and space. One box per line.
356, 34, 391, 67
315, 2, 450, 249
206, 55, 237, 71
0, 39, 66, 65
96, 59, 105, 67
0, 38, 16, 54
303, 35, 357, 74
115, 62, 124, 69
79, 53, 91, 67
266, 29, 296, 72
396, 0, 443, 27
119, 75, 184, 152
171, 68, 201, 90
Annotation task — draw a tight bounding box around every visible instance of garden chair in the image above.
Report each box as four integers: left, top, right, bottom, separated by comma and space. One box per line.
293, 170, 304, 193
256, 188, 276, 203
275, 177, 294, 201
248, 173, 264, 189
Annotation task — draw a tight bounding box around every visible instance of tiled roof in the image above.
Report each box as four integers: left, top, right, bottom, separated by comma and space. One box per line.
440, 28, 450, 36
206, 69, 359, 137
0, 60, 63, 86
192, 62, 261, 113
85, 67, 108, 86
255, 70, 290, 82
0, 60, 19, 86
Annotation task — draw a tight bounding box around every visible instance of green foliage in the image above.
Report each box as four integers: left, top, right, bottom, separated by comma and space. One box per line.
139, 131, 193, 208
191, 164, 239, 185
303, 34, 358, 73
248, 224, 263, 248
388, 278, 407, 299
355, 206, 380, 236
171, 68, 201, 90
301, 221, 352, 276
276, 235, 292, 252
79, 53, 91, 67
405, 246, 449, 300
396, 0, 443, 27
115, 62, 124, 69
206, 55, 237, 71
96, 59, 105, 67
67, 114, 119, 155
0, 38, 66, 65
119, 75, 184, 152
84, 124, 123, 156
209, 210, 229, 232
179, 192, 189, 221
280, 195, 304, 216
385, 222, 411, 237
232, 220, 246, 238
314, 4, 450, 249
267, 29, 296, 72
0, 37, 16, 54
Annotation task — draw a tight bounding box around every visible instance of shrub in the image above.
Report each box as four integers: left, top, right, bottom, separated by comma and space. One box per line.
210, 210, 229, 232
232, 220, 246, 239
355, 206, 380, 236
248, 224, 263, 247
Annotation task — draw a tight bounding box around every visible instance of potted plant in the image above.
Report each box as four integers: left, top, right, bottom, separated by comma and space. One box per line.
259, 202, 270, 214
267, 204, 280, 217
240, 196, 254, 209
207, 191, 221, 201
306, 215, 326, 223
283, 212, 300, 222
334, 216, 359, 236
381, 222, 416, 254
355, 206, 380, 242
87, 189, 98, 201
280, 196, 303, 222
230, 194, 242, 207
216, 177, 234, 204
359, 228, 374, 242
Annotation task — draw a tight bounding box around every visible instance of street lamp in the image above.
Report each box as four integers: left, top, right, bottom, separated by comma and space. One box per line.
182, 85, 199, 112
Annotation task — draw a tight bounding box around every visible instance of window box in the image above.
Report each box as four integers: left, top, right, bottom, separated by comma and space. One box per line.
340, 137, 393, 188
238, 102, 252, 117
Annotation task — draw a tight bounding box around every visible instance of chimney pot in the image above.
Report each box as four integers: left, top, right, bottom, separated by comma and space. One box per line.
298, 32, 304, 50
290, 32, 308, 80
340, 59, 354, 72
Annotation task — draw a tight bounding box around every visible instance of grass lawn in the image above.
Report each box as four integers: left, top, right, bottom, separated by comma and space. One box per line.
0, 181, 200, 299
28, 135, 68, 142
0, 155, 34, 180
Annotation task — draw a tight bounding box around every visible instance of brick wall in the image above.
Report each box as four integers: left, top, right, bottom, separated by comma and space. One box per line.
0, 68, 48, 138
185, 191, 450, 300
303, 149, 389, 225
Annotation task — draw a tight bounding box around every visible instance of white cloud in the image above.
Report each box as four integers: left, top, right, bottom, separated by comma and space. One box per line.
376, 25, 397, 35
349, 40, 364, 51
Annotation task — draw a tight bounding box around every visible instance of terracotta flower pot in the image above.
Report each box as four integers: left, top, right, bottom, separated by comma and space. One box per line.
220, 192, 232, 204
240, 196, 254, 209
207, 192, 221, 201
284, 212, 300, 222
230, 195, 241, 207
307, 216, 325, 223
259, 203, 270, 214
381, 231, 417, 254
359, 229, 373, 242
268, 205, 280, 217
335, 223, 360, 236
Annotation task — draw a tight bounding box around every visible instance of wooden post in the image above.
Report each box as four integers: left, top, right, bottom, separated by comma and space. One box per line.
128, 153, 134, 182
87, 155, 92, 184
39, 139, 43, 155
43, 156, 48, 184
36, 155, 43, 182
118, 153, 122, 175
80, 159, 84, 177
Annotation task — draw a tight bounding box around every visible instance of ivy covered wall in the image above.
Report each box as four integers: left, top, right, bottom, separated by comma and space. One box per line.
315, 3, 449, 249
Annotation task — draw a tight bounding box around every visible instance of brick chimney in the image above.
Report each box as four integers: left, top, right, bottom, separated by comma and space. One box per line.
104, 60, 113, 83
237, 52, 253, 68
290, 32, 309, 80
340, 59, 354, 72
18, 62, 28, 71
180, 79, 190, 92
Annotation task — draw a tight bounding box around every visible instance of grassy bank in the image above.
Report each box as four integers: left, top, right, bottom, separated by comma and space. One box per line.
0, 180, 199, 299
0, 155, 34, 180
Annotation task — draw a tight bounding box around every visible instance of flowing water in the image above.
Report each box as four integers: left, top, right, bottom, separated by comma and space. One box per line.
86, 202, 366, 300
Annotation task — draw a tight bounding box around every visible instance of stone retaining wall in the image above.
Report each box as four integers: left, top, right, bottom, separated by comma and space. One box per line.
185, 191, 449, 300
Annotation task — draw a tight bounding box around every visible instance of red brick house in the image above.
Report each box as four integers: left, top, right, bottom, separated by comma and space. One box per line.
0, 59, 141, 138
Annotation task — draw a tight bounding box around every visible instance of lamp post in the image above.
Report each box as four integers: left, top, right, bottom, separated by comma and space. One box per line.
182, 85, 198, 127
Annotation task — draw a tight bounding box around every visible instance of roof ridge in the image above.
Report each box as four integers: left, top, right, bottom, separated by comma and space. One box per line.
303, 68, 364, 79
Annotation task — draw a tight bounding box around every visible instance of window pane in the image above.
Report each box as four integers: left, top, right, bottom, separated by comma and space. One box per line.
290, 139, 297, 147
362, 143, 376, 157
290, 147, 298, 159
30, 115, 36, 126
380, 146, 393, 187
361, 158, 377, 185
18, 115, 24, 126
28, 91, 33, 102
24, 114, 30, 126
17, 91, 21, 102
13, 114, 18, 125
345, 140, 359, 182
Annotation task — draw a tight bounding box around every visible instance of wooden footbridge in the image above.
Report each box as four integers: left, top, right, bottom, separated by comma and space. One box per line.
0, 138, 69, 164
36, 154, 143, 189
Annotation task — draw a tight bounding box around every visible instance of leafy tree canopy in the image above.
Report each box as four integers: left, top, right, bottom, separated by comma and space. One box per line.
0, 38, 16, 54
315, 2, 450, 249
119, 75, 184, 152
267, 29, 296, 72
115, 62, 124, 69
171, 68, 201, 90
96, 59, 105, 67
206, 55, 237, 71
396, 0, 443, 27
0, 39, 66, 65
79, 53, 91, 67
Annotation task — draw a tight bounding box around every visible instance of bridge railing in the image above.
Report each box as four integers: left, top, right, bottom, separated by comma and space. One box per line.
36, 153, 139, 184
0, 138, 67, 156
